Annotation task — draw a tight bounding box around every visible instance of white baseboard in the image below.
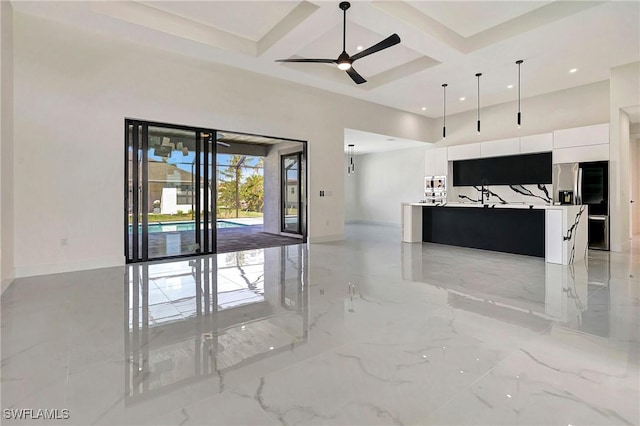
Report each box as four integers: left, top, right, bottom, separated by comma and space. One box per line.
611, 238, 633, 253
308, 233, 345, 243
1, 276, 15, 295
14, 256, 125, 278
347, 220, 400, 227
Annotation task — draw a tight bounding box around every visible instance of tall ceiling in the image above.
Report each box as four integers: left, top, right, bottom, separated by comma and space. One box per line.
11, 1, 640, 119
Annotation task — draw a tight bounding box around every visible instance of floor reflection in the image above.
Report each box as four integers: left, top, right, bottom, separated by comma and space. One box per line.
401, 243, 617, 338
125, 245, 308, 403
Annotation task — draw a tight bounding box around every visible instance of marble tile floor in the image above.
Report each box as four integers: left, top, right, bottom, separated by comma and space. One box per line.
1, 224, 638, 425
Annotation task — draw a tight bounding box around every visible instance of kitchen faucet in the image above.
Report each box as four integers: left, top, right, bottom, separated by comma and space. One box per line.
480, 179, 489, 204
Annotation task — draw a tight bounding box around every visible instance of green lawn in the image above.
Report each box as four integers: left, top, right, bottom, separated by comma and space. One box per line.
129, 211, 263, 223
216, 209, 263, 219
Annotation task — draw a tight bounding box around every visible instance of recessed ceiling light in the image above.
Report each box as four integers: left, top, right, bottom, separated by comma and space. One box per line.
421, 107, 426, 111
460, 97, 466, 101
356, 45, 363, 51
507, 85, 513, 89
569, 68, 578, 73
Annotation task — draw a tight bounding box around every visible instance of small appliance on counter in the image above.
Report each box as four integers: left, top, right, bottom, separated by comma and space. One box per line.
424, 176, 447, 203
558, 190, 574, 205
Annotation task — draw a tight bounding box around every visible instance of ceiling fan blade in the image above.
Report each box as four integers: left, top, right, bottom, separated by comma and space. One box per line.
351, 33, 401, 61
346, 67, 366, 84
216, 141, 230, 147
275, 58, 336, 64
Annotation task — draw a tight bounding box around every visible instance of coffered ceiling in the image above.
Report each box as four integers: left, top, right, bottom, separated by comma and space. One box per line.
11, 1, 640, 119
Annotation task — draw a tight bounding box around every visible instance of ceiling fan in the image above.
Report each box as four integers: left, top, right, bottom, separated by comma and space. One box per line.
275, 2, 401, 85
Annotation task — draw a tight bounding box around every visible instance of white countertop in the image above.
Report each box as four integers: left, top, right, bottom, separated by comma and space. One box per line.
403, 202, 584, 210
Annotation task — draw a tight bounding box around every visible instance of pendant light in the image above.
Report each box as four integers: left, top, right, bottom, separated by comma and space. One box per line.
516, 59, 523, 128
347, 144, 355, 175
442, 83, 448, 140
476, 73, 482, 134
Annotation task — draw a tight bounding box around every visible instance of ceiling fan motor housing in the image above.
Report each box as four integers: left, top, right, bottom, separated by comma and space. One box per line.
274, 0, 400, 84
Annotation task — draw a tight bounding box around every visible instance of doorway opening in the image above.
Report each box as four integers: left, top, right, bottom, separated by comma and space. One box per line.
126, 120, 306, 263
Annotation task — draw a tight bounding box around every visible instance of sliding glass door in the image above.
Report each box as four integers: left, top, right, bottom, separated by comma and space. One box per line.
126, 120, 216, 262
282, 153, 303, 235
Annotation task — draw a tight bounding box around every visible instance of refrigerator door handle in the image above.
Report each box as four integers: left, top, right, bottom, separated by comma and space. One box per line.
576, 167, 583, 205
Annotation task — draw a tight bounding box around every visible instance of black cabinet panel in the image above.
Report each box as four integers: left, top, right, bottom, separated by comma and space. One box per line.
453, 158, 483, 186
523, 152, 552, 184
422, 206, 545, 257
452, 152, 551, 186
486, 155, 523, 185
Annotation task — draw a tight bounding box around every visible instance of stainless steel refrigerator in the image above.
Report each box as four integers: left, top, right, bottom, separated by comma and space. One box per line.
576, 161, 609, 250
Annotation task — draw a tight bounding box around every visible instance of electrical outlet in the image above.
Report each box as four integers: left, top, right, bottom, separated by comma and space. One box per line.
60, 237, 68, 246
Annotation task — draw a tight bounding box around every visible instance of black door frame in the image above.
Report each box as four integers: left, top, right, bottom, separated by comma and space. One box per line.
281, 152, 304, 236
125, 119, 217, 263
126, 118, 308, 262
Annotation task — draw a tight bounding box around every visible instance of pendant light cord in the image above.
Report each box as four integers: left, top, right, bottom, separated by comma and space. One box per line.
476, 73, 482, 133
477, 75, 480, 121
442, 83, 447, 139
516, 60, 523, 126
518, 62, 521, 112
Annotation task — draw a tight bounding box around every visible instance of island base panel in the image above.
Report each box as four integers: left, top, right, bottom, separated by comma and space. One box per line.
422, 207, 545, 257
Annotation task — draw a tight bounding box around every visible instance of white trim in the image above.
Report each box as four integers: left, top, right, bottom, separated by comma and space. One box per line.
280, 231, 304, 239
308, 233, 344, 243
1, 276, 15, 295
14, 256, 125, 278
348, 220, 399, 227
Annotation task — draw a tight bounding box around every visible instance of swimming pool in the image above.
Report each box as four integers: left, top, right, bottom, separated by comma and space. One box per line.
129, 220, 247, 233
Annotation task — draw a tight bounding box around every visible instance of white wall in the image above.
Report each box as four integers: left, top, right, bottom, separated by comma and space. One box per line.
630, 128, 640, 235
1, 1, 15, 293
432, 81, 610, 146
609, 61, 640, 252
350, 146, 427, 225
11, 13, 430, 277
159, 187, 207, 215
344, 154, 358, 222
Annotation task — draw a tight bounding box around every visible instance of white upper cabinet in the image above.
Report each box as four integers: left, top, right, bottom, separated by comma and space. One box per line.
553, 123, 609, 149
447, 143, 481, 161
425, 147, 449, 176
434, 147, 448, 176
480, 138, 519, 157
520, 133, 553, 153
443, 124, 609, 167
552, 144, 609, 164
424, 148, 436, 176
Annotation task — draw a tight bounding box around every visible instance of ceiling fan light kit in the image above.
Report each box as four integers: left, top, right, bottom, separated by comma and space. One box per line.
275, 2, 401, 85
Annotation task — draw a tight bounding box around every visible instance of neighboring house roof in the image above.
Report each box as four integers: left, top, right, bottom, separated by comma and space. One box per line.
148, 161, 194, 183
